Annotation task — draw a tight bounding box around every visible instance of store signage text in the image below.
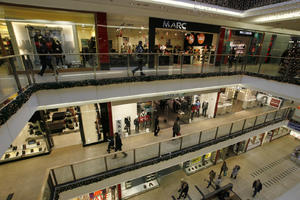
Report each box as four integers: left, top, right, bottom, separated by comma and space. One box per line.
163, 20, 187, 30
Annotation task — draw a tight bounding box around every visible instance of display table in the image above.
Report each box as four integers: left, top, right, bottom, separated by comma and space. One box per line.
52, 112, 65, 121
217, 103, 233, 115
242, 98, 257, 109
121, 180, 159, 199
0, 139, 48, 163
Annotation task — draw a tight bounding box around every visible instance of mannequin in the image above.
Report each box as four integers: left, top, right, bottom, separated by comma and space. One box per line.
140, 110, 146, 129
52, 38, 64, 66
134, 115, 139, 133
124, 116, 131, 135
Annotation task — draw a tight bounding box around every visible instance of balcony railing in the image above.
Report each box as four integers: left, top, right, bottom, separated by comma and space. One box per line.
40, 106, 290, 200
1, 52, 299, 107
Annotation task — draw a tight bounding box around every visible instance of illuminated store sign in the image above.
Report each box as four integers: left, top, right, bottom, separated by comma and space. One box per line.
163, 20, 187, 30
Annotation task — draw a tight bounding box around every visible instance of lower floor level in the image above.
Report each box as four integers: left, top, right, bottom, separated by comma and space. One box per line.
75, 136, 299, 200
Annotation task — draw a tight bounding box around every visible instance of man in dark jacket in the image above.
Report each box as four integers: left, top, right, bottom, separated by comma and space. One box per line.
207, 170, 216, 188
113, 133, 127, 158
177, 179, 189, 199
154, 116, 160, 136
252, 179, 262, 197
173, 117, 180, 137
132, 41, 145, 76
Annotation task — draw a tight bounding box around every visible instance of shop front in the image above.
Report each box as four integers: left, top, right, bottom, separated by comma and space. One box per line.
0, 102, 112, 163
216, 86, 261, 116
0, 5, 96, 72
149, 17, 220, 67
216, 28, 264, 66
245, 133, 265, 151
184, 151, 219, 175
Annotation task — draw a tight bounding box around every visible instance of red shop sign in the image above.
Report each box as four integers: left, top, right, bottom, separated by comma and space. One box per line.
270, 98, 281, 108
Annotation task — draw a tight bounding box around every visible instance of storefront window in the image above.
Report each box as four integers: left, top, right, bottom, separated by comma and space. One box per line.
0, 5, 96, 71
105, 14, 149, 68
0, 111, 50, 163
0, 21, 13, 56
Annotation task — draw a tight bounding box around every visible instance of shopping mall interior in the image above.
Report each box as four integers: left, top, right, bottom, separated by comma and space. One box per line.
0, 1, 300, 200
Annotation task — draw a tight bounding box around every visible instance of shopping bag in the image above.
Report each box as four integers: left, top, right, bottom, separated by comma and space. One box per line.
177, 132, 181, 136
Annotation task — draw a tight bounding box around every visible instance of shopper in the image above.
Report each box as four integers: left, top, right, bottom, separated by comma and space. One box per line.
219, 161, 228, 176
154, 116, 160, 136
215, 175, 222, 189
230, 165, 241, 179
172, 117, 181, 137
252, 179, 262, 197
177, 179, 189, 200
38, 39, 55, 76
113, 132, 127, 158
132, 41, 145, 76
207, 170, 216, 188
106, 135, 114, 153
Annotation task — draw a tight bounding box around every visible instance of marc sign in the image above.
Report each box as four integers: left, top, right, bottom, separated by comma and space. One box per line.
163, 20, 187, 30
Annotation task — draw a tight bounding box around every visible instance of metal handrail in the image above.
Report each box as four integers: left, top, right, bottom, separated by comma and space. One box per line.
50, 106, 290, 170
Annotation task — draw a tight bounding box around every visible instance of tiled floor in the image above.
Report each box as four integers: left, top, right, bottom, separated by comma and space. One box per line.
128, 136, 300, 200
0, 105, 284, 200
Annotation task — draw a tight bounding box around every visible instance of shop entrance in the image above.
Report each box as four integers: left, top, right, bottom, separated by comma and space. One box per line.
45, 107, 82, 149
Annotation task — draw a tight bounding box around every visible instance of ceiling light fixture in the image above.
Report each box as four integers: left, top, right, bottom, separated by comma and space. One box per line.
135, 0, 243, 17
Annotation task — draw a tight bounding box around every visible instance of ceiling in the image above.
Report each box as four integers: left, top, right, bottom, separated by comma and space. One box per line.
193, 0, 290, 11
263, 18, 300, 31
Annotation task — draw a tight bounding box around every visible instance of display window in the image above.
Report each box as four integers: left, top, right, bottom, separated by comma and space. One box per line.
191, 92, 218, 120
0, 21, 13, 56
271, 127, 290, 140
184, 151, 218, 175
71, 185, 120, 200
246, 133, 264, 151
0, 5, 96, 71
122, 173, 159, 199
154, 28, 217, 66
112, 101, 153, 137
104, 14, 149, 68
0, 111, 50, 163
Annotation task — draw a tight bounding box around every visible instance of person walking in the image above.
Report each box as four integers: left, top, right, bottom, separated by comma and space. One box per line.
252, 179, 262, 197
215, 175, 222, 189
207, 170, 216, 188
177, 179, 189, 200
154, 116, 160, 136
106, 135, 114, 153
172, 117, 180, 137
132, 41, 145, 76
113, 133, 127, 158
219, 161, 228, 176
230, 165, 241, 179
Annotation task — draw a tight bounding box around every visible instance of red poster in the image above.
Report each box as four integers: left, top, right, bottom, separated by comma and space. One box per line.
270, 98, 281, 108
197, 33, 205, 45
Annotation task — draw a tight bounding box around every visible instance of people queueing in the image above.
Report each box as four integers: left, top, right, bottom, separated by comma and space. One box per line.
252, 179, 262, 197
207, 170, 216, 188
172, 117, 181, 137
177, 179, 189, 200
154, 115, 160, 136
219, 161, 228, 176
132, 41, 145, 76
230, 165, 241, 179
113, 132, 127, 159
